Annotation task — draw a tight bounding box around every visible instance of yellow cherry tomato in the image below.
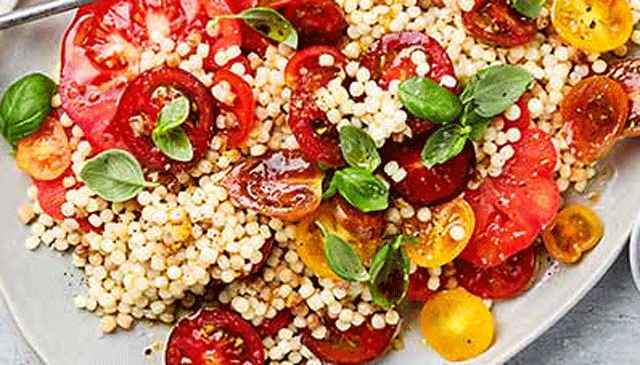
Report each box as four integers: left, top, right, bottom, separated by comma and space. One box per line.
402, 198, 475, 268
542, 204, 604, 263
420, 288, 495, 362
552, 0, 633, 53
16, 114, 71, 181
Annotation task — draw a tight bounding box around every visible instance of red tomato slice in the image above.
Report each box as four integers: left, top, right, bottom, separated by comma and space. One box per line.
285, 46, 347, 89
108, 66, 217, 172
501, 129, 557, 181
213, 69, 256, 149
360, 31, 457, 92
165, 308, 264, 365
500, 97, 531, 131
462, 0, 537, 47
303, 320, 398, 365
407, 267, 448, 302
271, 0, 347, 49
379, 130, 476, 206
59, 0, 239, 150
256, 310, 293, 338
455, 246, 536, 299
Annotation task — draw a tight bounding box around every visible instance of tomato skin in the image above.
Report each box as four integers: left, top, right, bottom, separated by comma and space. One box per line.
542, 205, 604, 263
609, 59, 640, 137
109, 66, 217, 172
380, 131, 476, 206
561, 76, 629, 163
271, 0, 347, 49
226, 149, 324, 221
462, 0, 537, 47
213, 69, 256, 149
165, 308, 264, 365
285, 46, 347, 89
455, 246, 536, 300
302, 320, 398, 365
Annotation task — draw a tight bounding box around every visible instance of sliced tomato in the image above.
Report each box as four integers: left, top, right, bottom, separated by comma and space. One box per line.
16, 112, 71, 181
270, 0, 347, 49
226, 150, 324, 221
500, 97, 531, 131
212, 69, 256, 149
360, 31, 457, 92
332, 196, 385, 241
108, 66, 217, 172
165, 308, 264, 365
560, 76, 629, 163
542, 205, 604, 263
407, 267, 447, 302
455, 246, 536, 299
256, 310, 293, 338
285, 46, 347, 89
303, 320, 398, 365
609, 59, 640, 137
501, 129, 557, 181
59, 0, 239, 150
462, 0, 537, 47
380, 130, 476, 206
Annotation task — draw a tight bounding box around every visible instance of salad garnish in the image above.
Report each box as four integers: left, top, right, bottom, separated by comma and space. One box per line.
215, 7, 298, 49
338, 126, 381, 173
151, 96, 194, 162
323, 167, 389, 212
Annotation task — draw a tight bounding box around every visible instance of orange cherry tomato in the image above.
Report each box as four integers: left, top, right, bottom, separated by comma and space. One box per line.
16, 113, 71, 181
560, 76, 629, 163
542, 204, 604, 263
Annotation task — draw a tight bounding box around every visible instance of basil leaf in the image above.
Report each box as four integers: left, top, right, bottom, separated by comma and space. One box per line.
152, 127, 194, 162
462, 65, 533, 118
461, 104, 492, 141
0, 73, 57, 145
369, 238, 410, 308
154, 96, 190, 134
332, 167, 389, 212
339, 126, 381, 172
421, 124, 471, 168
223, 7, 298, 49
322, 173, 339, 200
398, 77, 463, 124
320, 225, 370, 282
511, 0, 545, 18
79, 149, 157, 202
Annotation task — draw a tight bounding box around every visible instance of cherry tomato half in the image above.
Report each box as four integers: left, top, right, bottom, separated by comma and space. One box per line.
226, 149, 324, 221
284, 46, 347, 89
420, 288, 495, 361
462, 0, 537, 48
16, 112, 71, 181
402, 198, 475, 268
552, 0, 633, 53
303, 320, 398, 365
455, 246, 536, 300
108, 66, 218, 172
213, 69, 256, 149
542, 204, 604, 263
609, 59, 640, 137
560, 76, 629, 163
256, 310, 293, 338
380, 130, 476, 206
165, 308, 264, 365
271, 0, 347, 49
407, 266, 450, 302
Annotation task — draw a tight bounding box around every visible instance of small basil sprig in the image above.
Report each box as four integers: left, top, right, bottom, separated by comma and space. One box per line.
79, 149, 157, 202
324, 167, 389, 212
398, 77, 462, 124
0, 73, 57, 145
317, 221, 370, 282
339, 126, 381, 173
151, 96, 194, 162
216, 7, 298, 49
369, 235, 411, 308
421, 124, 471, 168
510, 0, 545, 18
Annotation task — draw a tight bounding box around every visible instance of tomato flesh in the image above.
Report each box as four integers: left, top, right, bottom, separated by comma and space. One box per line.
380, 130, 476, 206
226, 149, 324, 221
285, 46, 347, 89
542, 205, 604, 263
463, 0, 536, 47
256, 310, 293, 338
303, 320, 398, 365
213, 69, 256, 149
165, 308, 264, 365
609, 59, 640, 137
271, 0, 347, 49
455, 246, 536, 299
407, 267, 450, 302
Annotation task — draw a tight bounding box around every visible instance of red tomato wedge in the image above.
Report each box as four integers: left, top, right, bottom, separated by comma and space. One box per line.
59, 0, 240, 150
303, 320, 398, 365
165, 308, 264, 365
460, 129, 561, 267
462, 0, 537, 47
213, 69, 256, 149
455, 246, 537, 299
271, 0, 347, 49
108, 66, 217, 172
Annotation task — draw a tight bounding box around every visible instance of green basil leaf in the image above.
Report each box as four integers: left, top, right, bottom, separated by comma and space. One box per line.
0, 73, 57, 145
333, 167, 389, 212
223, 7, 298, 49
462, 65, 533, 118
79, 149, 157, 202
511, 0, 545, 18
398, 77, 463, 124
154, 96, 190, 134
421, 124, 471, 168
369, 238, 410, 308
321, 225, 370, 283
339, 126, 381, 172
152, 127, 194, 162
323, 173, 339, 200
461, 104, 492, 141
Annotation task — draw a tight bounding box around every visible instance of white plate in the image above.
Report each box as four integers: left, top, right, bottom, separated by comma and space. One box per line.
0, 3, 639, 365
628, 209, 640, 293
0, 0, 18, 14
